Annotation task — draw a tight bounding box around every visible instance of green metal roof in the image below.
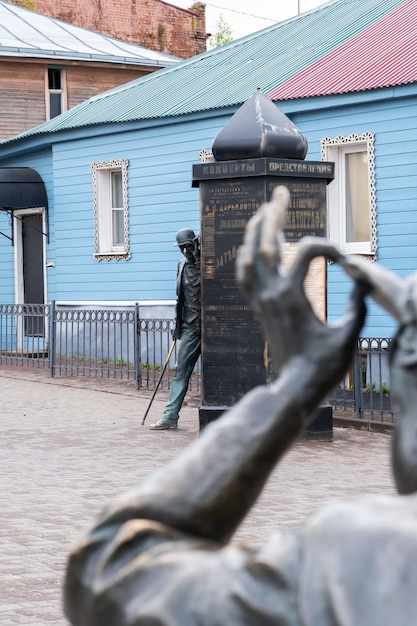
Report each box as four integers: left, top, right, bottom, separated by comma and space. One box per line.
1, 0, 407, 146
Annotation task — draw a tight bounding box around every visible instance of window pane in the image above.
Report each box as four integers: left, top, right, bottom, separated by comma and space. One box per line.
345, 151, 370, 243
112, 209, 124, 246
111, 171, 123, 208
92, 159, 129, 258
48, 68, 61, 90
49, 93, 62, 118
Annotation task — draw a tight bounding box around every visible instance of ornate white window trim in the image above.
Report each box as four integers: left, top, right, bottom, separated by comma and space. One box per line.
199, 149, 216, 163
321, 132, 377, 259
91, 158, 130, 262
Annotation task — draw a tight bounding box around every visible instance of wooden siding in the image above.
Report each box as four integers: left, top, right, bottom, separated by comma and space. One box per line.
285, 86, 417, 338
46, 115, 225, 302
0, 208, 15, 298
0, 59, 152, 141
65, 65, 152, 111
0, 62, 46, 141
0, 114, 227, 304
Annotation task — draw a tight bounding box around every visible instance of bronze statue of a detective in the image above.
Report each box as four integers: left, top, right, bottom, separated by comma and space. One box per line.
64, 187, 417, 626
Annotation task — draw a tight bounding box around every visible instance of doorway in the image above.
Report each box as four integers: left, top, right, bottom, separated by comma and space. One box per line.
14, 208, 47, 339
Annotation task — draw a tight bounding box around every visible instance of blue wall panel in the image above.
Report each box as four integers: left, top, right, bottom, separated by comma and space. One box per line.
44, 114, 229, 302
0, 210, 14, 297
0, 84, 416, 341
0, 149, 54, 303
286, 88, 417, 338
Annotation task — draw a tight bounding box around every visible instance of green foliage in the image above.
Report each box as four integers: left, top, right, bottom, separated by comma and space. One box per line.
101, 357, 127, 366
364, 381, 390, 395
142, 362, 161, 371
20, 0, 36, 10
207, 14, 234, 49
381, 382, 390, 396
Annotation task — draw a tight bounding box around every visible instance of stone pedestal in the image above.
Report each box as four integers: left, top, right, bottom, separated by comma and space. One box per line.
193, 157, 334, 439
199, 403, 333, 441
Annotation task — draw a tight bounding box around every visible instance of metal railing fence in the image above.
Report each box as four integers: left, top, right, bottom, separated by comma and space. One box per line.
0, 302, 395, 423
329, 337, 396, 424
0, 302, 200, 391
50, 305, 138, 380
136, 317, 200, 392
0, 303, 50, 369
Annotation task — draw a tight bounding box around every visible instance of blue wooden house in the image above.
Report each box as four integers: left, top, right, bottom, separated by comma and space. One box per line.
0, 0, 415, 348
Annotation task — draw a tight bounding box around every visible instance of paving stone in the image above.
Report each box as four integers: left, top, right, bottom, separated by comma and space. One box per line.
0, 367, 395, 624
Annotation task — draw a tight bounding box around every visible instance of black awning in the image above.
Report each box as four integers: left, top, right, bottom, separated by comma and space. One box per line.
0, 167, 48, 210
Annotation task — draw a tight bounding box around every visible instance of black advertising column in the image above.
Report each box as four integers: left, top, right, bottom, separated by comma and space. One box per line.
195, 162, 267, 415
192, 90, 334, 439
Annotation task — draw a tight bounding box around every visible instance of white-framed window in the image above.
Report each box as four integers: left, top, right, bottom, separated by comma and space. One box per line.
91, 159, 130, 261
321, 132, 376, 257
46, 67, 67, 120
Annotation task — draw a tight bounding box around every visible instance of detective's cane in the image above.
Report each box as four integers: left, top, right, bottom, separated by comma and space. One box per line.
141, 338, 177, 425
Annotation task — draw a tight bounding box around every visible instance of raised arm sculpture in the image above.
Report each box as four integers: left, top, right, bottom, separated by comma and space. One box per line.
64, 186, 417, 626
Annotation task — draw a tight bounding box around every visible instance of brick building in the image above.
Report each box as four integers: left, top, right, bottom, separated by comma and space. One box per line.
6, 0, 207, 59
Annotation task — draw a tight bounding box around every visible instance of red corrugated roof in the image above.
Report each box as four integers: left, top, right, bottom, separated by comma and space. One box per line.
268, 0, 417, 101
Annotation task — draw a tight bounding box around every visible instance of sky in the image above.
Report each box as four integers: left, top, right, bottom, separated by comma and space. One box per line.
171, 0, 331, 40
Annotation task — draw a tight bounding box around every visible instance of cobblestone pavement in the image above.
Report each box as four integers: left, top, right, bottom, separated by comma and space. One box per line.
0, 367, 396, 625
